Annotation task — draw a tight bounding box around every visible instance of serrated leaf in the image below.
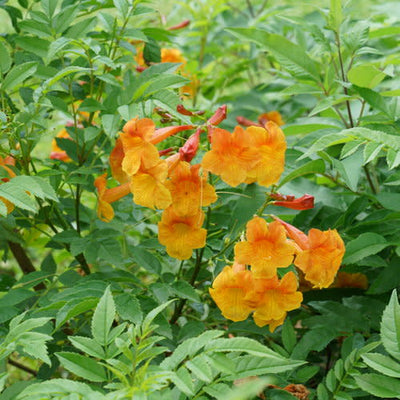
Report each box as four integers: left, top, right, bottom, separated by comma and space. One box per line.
69, 336, 105, 359
227, 28, 320, 81
170, 367, 194, 396
56, 297, 99, 329
348, 64, 386, 89
354, 373, 400, 398
386, 149, 400, 170
142, 299, 175, 333
363, 142, 384, 165
16, 379, 105, 399
343, 233, 388, 264
362, 353, 400, 378
91, 286, 116, 346
0, 41, 11, 74
186, 354, 213, 383
115, 293, 143, 325
56, 352, 107, 382
381, 291, 400, 361
2, 62, 38, 91
279, 159, 325, 187
171, 281, 200, 302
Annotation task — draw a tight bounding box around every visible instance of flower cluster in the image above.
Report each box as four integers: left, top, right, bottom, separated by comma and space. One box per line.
95, 117, 217, 259
209, 216, 345, 332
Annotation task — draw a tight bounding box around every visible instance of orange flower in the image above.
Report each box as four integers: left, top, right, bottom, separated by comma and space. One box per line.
161, 48, 186, 67
278, 219, 345, 289
209, 262, 255, 321
250, 272, 303, 332
130, 160, 172, 210
272, 194, 314, 211
295, 229, 345, 289
158, 208, 206, 260
245, 122, 286, 187
331, 272, 368, 290
119, 118, 160, 176
258, 111, 284, 126
94, 174, 131, 222
166, 161, 217, 216
234, 217, 296, 279
202, 126, 260, 187
110, 137, 129, 184
50, 129, 72, 162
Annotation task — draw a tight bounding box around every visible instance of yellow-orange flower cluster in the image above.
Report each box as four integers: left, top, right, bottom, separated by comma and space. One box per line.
209, 216, 346, 331
95, 117, 217, 260
202, 121, 286, 187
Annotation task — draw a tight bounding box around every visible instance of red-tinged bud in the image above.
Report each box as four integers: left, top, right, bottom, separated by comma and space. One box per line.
159, 147, 175, 157
236, 116, 262, 127
136, 65, 147, 72
195, 110, 205, 116
168, 19, 190, 31
272, 216, 309, 250
207, 105, 227, 126
177, 104, 194, 116
273, 194, 314, 211
179, 129, 201, 162
270, 193, 295, 202
151, 125, 194, 144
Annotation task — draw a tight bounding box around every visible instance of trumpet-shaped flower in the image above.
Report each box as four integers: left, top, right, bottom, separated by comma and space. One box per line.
120, 118, 160, 176
158, 208, 206, 260
130, 160, 172, 210
234, 217, 296, 278
202, 126, 260, 187
209, 262, 255, 321
245, 122, 286, 187
50, 129, 72, 162
277, 218, 345, 289
166, 161, 217, 216
250, 272, 303, 331
94, 174, 131, 222
110, 137, 130, 184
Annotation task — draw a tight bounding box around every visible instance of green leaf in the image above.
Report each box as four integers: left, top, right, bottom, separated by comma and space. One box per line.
206, 337, 291, 359
362, 353, 400, 378
56, 352, 107, 382
56, 297, 99, 329
102, 114, 121, 138
142, 299, 175, 333
354, 373, 400, 398
186, 354, 213, 383
363, 142, 384, 164
282, 319, 297, 353
171, 281, 200, 303
114, 293, 143, 325
2, 62, 38, 91
227, 28, 320, 81
16, 379, 105, 399
377, 193, 400, 212
279, 159, 325, 187
0, 41, 11, 74
91, 286, 116, 346
309, 96, 356, 117
343, 233, 388, 264
386, 149, 400, 170
381, 290, 400, 361
328, 0, 342, 30
348, 64, 387, 89
69, 336, 105, 359
0, 183, 38, 213
9, 176, 58, 201
132, 248, 161, 274
44, 66, 91, 89
231, 355, 304, 379
171, 367, 194, 396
